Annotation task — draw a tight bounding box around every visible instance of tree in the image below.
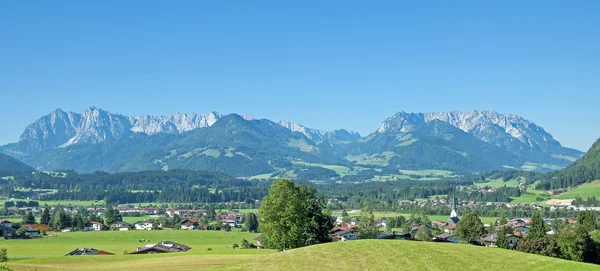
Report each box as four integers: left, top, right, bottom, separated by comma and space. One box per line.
496, 212, 508, 226
50, 208, 67, 229
516, 236, 561, 258
258, 179, 334, 251
577, 210, 597, 233
172, 214, 181, 229
357, 208, 379, 239
104, 205, 122, 226
455, 212, 485, 244
244, 212, 259, 233
527, 211, 547, 240
557, 224, 597, 263
40, 207, 51, 225
496, 226, 513, 249
341, 209, 349, 217
415, 226, 432, 241
22, 211, 36, 224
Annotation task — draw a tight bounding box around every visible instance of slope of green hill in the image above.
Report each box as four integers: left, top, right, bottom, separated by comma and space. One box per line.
0, 153, 34, 176
538, 138, 600, 190
214, 240, 600, 271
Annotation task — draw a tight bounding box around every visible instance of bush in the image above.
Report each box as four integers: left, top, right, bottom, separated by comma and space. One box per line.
0, 248, 8, 262
232, 243, 239, 249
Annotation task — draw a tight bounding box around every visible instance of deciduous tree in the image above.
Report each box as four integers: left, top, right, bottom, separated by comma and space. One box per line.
455, 212, 485, 244
259, 179, 334, 251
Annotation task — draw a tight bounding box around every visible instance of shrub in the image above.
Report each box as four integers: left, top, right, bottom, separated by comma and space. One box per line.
0, 248, 8, 262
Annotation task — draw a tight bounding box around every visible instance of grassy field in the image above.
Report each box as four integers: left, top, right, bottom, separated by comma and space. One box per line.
292, 161, 351, 176
559, 181, 600, 199
511, 188, 550, 204
2, 230, 271, 271
399, 169, 453, 177
475, 177, 524, 188
214, 240, 600, 271
0, 199, 105, 207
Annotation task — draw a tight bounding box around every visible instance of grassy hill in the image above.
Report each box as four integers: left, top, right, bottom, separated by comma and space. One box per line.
214, 240, 600, 271
558, 180, 600, 199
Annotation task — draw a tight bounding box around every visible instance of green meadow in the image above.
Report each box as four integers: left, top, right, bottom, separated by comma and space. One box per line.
558, 181, 600, 199
2, 230, 271, 271
214, 240, 600, 271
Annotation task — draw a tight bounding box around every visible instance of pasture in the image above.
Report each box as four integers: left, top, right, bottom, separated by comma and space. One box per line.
1, 230, 271, 271
558, 180, 600, 199
214, 240, 600, 271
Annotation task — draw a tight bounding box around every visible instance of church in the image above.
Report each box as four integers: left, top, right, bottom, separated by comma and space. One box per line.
446, 197, 460, 226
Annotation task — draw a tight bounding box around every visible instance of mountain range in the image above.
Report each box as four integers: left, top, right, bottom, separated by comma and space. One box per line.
0, 107, 584, 177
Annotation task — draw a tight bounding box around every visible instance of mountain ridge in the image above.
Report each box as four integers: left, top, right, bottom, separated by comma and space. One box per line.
0, 108, 585, 175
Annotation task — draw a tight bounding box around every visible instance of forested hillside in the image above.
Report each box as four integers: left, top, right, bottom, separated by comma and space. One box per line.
537, 138, 600, 190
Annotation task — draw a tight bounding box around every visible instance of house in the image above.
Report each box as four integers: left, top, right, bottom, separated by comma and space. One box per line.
181, 218, 199, 230
481, 231, 498, 247
91, 222, 103, 231
442, 224, 456, 234
135, 221, 154, 230
514, 226, 530, 234
506, 234, 522, 248
253, 235, 263, 248
0, 220, 12, 228
0, 225, 16, 239
84, 222, 95, 231
23, 225, 40, 237
65, 248, 115, 256
110, 221, 131, 231
128, 241, 191, 254
341, 232, 358, 241
333, 229, 357, 241
377, 233, 395, 239
481, 231, 522, 248
30, 224, 53, 232
393, 232, 412, 240
222, 219, 238, 228
433, 232, 459, 243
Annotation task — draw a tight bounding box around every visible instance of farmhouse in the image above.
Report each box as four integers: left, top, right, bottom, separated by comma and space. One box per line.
0, 224, 16, 239
433, 232, 459, 243
110, 221, 131, 231
135, 221, 154, 230
181, 218, 199, 230
65, 248, 115, 256
128, 241, 191, 254
84, 221, 103, 231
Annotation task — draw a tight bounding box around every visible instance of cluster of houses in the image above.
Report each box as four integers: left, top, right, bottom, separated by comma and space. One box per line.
330, 206, 574, 248
65, 241, 191, 256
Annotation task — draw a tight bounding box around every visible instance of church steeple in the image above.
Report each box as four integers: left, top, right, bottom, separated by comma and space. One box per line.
450, 196, 458, 218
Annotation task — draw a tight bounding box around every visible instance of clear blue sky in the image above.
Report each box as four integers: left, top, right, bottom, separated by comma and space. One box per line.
1, 1, 598, 151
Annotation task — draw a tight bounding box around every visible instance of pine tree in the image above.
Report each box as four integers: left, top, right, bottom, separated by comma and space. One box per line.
527, 211, 547, 240
22, 211, 36, 224
40, 207, 51, 225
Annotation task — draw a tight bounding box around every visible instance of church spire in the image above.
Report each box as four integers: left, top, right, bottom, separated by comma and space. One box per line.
450, 195, 457, 218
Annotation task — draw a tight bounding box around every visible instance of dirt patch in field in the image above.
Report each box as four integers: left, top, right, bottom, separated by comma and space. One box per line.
544, 199, 573, 206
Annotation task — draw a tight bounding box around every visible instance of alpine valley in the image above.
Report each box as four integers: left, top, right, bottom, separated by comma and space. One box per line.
0, 107, 583, 178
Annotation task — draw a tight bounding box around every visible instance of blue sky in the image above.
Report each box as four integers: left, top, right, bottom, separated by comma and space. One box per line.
0, 1, 598, 151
